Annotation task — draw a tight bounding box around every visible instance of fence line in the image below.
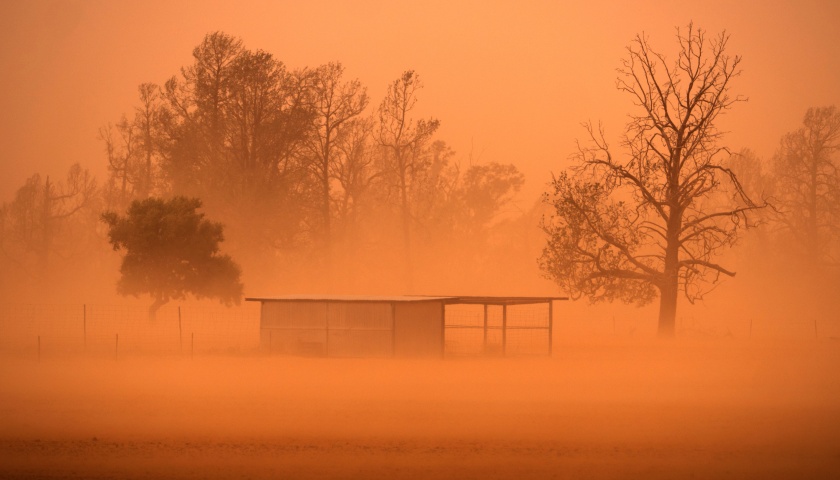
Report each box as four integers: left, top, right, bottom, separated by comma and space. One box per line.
0, 303, 260, 358
1, 302, 835, 359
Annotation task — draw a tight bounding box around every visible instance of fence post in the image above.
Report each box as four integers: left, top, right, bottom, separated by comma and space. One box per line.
749, 318, 753, 338
814, 318, 819, 340
83, 304, 87, 352
502, 304, 508, 357
178, 306, 183, 355
115, 333, 119, 361
37, 335, 41, 363
191, 332, 194, 359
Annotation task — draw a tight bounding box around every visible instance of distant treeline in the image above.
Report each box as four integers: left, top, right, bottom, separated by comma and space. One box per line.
0, 32, 529, 299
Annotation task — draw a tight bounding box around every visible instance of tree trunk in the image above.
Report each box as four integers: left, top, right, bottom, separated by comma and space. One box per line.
148, 297, 167, 322
657, 280, 678, 337
659, 201, 682, 338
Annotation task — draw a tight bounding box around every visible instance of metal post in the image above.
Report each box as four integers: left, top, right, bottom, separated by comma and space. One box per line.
814, 318, 819, 340
325, 302, 330, 358
483, 304, 488, 354
548, 301, 554, 356
83, 304, 87, 352
115, 334, 119, 361
390, 302, 396, 358
749, 318, 753, 338
269, 329, 273, 355
178, 306, 183, 354
502, 304, 508, 357
440, 301, 446, 359
191, 332, 194, 359
37, 335, 41, 363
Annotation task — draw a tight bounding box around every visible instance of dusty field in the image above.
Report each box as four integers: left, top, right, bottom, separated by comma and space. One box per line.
1, 339, 839, 479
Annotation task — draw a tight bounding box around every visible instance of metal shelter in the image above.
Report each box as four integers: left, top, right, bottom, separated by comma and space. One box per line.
246, 295, 567, 358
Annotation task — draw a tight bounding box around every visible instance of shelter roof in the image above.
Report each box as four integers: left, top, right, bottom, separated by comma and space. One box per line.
245, 295, 567, 305
245, 295, 455, 303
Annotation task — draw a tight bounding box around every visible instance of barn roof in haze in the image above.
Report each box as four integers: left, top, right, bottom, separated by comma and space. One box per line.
246, 295, 567, 305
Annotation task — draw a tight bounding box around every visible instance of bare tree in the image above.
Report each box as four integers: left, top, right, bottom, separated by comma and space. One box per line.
134, 83, 162, 198
377, 70, 440, 289
539, 25, 764, 336
1, 164, 97, 282
772, 106, 840, 269
332, 115, 378, 234
99, 116, 138, 210
306, 62, 368, 254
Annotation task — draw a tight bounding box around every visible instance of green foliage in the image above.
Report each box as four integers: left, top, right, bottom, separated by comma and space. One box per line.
101, 197, 243, 307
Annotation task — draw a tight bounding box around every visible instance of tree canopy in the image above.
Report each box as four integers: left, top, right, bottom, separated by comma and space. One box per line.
101, 197, 243, 317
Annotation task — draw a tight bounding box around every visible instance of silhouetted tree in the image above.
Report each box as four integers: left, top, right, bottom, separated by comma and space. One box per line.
100, 84, 164, 209
377, 70, 440, 289
540, 24, 764, 337
772, 106, 840, 269
99, 116, 138, 210
306, 62, 368, 254
134, 83, 162, 198
102, 197, 243, 320
0, 164, 97, 283
152, 33, 318, 279
458, 162, 525, 234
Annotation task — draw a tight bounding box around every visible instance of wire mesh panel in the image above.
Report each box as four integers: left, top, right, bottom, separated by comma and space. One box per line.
327, 302, 392, 357
444, 303, 551, 356
261, 301, 393, 357
443, 304, 489, 356
504, 303, 551, 356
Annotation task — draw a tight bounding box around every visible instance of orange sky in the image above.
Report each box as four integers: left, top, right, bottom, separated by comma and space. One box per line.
1, 0, 839, 204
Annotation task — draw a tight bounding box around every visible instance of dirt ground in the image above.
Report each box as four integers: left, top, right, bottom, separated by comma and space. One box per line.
1, 339, 839, 479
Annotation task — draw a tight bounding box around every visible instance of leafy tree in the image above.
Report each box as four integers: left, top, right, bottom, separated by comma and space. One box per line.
539, 25, 764, 336
772, 106, 840, 269
101, 197, 243, 319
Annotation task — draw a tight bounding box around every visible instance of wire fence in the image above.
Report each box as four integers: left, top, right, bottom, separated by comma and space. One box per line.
1, 302, 836, 360
553, 313, 840, 341
0, 303, 260, 359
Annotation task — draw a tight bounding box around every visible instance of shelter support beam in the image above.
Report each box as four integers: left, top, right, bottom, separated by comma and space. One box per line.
502, 304, 508, 357
483, 304, 488, 354
548, 300, 553, 356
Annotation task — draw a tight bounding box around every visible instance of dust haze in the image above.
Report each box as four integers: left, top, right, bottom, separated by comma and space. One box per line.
2, 0, 840, 478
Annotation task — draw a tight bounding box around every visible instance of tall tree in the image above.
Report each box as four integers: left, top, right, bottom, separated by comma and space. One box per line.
377, 70, 440, 289
99, 116, 138, 210
135, 83, 162, 198
1, 164, 97, 282
307, 62, 368, 253
539, 25, 764, 336
102, 197, 243, 319
152, 33, 317, 278
772, 106, 840, 269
